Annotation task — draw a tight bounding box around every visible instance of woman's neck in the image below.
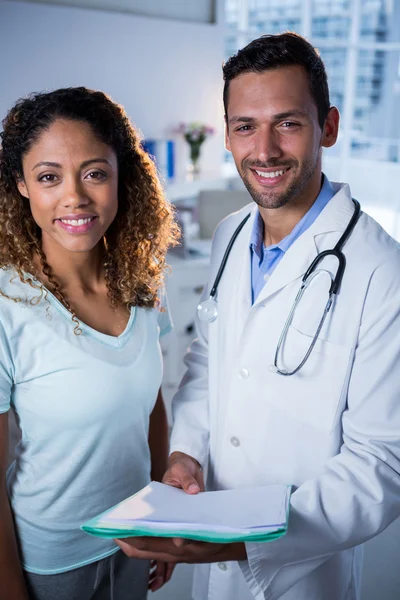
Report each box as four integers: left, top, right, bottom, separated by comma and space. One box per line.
35, 239, 106, 294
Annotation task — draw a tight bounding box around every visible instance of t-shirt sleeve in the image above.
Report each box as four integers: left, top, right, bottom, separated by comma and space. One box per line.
0, 318, 13, 414
157, 288, 173, 338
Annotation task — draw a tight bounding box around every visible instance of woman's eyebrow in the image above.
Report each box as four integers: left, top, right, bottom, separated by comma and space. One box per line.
32, 161, 61, 171
80, 158, 112, 169
31, 158, 111, 171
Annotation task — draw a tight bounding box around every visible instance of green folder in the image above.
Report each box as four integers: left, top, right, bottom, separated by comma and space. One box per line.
81, 482, 291, 544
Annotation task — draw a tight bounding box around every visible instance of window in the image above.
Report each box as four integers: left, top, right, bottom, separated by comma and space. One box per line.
224, 0, 400, 164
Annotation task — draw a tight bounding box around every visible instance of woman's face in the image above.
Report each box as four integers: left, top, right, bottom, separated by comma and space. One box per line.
17, 118, 119, 255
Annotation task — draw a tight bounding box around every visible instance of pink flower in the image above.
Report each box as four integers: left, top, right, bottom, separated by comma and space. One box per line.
177, 122, 215, 143
177, 122, 188, 134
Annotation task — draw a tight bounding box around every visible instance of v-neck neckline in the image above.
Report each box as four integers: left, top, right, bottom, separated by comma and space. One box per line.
24, 273, 136, 348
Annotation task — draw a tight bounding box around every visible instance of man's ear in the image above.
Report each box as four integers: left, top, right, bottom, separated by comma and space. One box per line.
224, 115, 231, 152
321, 107, 340, 149
16, 178, 29, 199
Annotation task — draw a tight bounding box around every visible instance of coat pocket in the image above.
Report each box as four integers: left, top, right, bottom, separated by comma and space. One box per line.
266, 324, 352, 432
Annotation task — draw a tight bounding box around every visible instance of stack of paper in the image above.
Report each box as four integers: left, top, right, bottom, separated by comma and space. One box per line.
82, 481, 291, 543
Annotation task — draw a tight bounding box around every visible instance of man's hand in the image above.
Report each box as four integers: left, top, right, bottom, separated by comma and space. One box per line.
115, 452, 247, 567
161, 451, 205, 493
148, 560, 175, 593
116, 536, 247, 565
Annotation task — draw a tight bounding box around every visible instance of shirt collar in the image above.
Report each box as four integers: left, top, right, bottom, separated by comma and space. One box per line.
249, 174, 334, 258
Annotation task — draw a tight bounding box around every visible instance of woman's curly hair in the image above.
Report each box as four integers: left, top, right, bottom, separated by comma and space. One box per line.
0, 87, 179, 328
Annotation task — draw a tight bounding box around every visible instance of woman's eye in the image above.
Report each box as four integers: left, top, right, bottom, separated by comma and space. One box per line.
86, 170, 106, 180
38, 173, 57, 182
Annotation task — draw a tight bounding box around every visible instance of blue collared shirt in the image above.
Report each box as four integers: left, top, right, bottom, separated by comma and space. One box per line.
250, 175, 335, 303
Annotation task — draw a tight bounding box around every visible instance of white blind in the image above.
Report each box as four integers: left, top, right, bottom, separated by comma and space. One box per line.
11, 0, 216, 23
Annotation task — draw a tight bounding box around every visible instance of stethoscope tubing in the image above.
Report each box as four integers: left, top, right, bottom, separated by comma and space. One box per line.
209, 212, 251, 298
198, 198, 361, 375
273, 199, 360, 375
302, 199, 360, 295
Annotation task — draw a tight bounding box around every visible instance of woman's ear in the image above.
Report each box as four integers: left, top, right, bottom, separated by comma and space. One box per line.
321, 107, 340, 148
16, 178, 29, 199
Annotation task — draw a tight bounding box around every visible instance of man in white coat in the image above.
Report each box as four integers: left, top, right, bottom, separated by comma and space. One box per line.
117, 33, 400, 600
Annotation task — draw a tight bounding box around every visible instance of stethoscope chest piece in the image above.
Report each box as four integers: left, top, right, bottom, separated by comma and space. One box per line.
197, 298, 218, 322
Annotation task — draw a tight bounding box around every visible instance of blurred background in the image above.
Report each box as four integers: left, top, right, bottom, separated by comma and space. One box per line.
1, 1, 399, 598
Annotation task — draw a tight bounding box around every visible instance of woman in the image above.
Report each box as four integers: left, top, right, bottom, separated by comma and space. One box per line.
0, 87, 179, 600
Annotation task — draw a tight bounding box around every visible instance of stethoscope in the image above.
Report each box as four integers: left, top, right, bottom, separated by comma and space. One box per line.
197, 199, 361, 376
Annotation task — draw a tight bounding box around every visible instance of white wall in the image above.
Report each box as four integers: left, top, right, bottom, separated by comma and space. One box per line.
0, 0, 225, 178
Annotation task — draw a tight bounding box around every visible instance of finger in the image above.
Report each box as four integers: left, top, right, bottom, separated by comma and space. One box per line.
115, 539, 181, 563
116, 536, 173, 555
155, 560, 167, 581
162, 456, 204, 494
115, 538, 162, 559
149, 574, 163, 591
196, 470, 206, 492
165, 562, 176, 583
115, 538, 135, 557
163, 468, 200, 494
116, 536, 219, 563
149, 561, 167, 592
172, 537, 189, 548
162, 475, 200, 493
128, 547, 180, 563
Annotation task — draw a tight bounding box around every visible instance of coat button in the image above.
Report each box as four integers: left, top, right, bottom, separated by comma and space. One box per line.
217, 562, 228, 571
239, 368, 249, 379
230, 436, 240, 447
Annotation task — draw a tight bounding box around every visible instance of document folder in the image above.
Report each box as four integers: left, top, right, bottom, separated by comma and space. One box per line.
82, 481, 291, 544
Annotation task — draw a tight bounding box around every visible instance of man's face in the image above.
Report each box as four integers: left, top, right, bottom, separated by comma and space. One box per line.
225, 65, 337, 210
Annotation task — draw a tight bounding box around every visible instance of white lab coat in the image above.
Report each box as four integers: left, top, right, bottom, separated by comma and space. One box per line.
170, 182, 400, 600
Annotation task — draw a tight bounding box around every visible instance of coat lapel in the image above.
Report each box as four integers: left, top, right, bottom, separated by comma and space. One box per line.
253, 183, 357, 306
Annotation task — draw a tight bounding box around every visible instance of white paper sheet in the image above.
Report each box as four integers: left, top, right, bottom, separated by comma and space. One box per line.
101, 481, 290, 534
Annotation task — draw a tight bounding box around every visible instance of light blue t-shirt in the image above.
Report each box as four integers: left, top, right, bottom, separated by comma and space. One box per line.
0, 268, 171, 574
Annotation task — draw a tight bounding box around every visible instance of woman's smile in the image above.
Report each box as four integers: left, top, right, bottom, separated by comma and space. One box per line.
55, 214, 99, 234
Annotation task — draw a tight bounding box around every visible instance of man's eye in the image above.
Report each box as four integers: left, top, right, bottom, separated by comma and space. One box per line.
281, 122, 297, 128
237, 125, 253, 132
38, 174, 56, 182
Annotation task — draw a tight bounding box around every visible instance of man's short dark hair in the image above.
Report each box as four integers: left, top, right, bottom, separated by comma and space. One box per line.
223, 32, 330, 129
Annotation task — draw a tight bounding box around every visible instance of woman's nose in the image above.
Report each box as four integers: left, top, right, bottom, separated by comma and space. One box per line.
61, 180, 90, 208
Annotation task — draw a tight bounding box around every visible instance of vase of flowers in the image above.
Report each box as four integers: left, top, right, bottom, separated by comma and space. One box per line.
178, 122, 215, 178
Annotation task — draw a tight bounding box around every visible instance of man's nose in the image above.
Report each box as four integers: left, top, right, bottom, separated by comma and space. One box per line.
255, 127, 282, 163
